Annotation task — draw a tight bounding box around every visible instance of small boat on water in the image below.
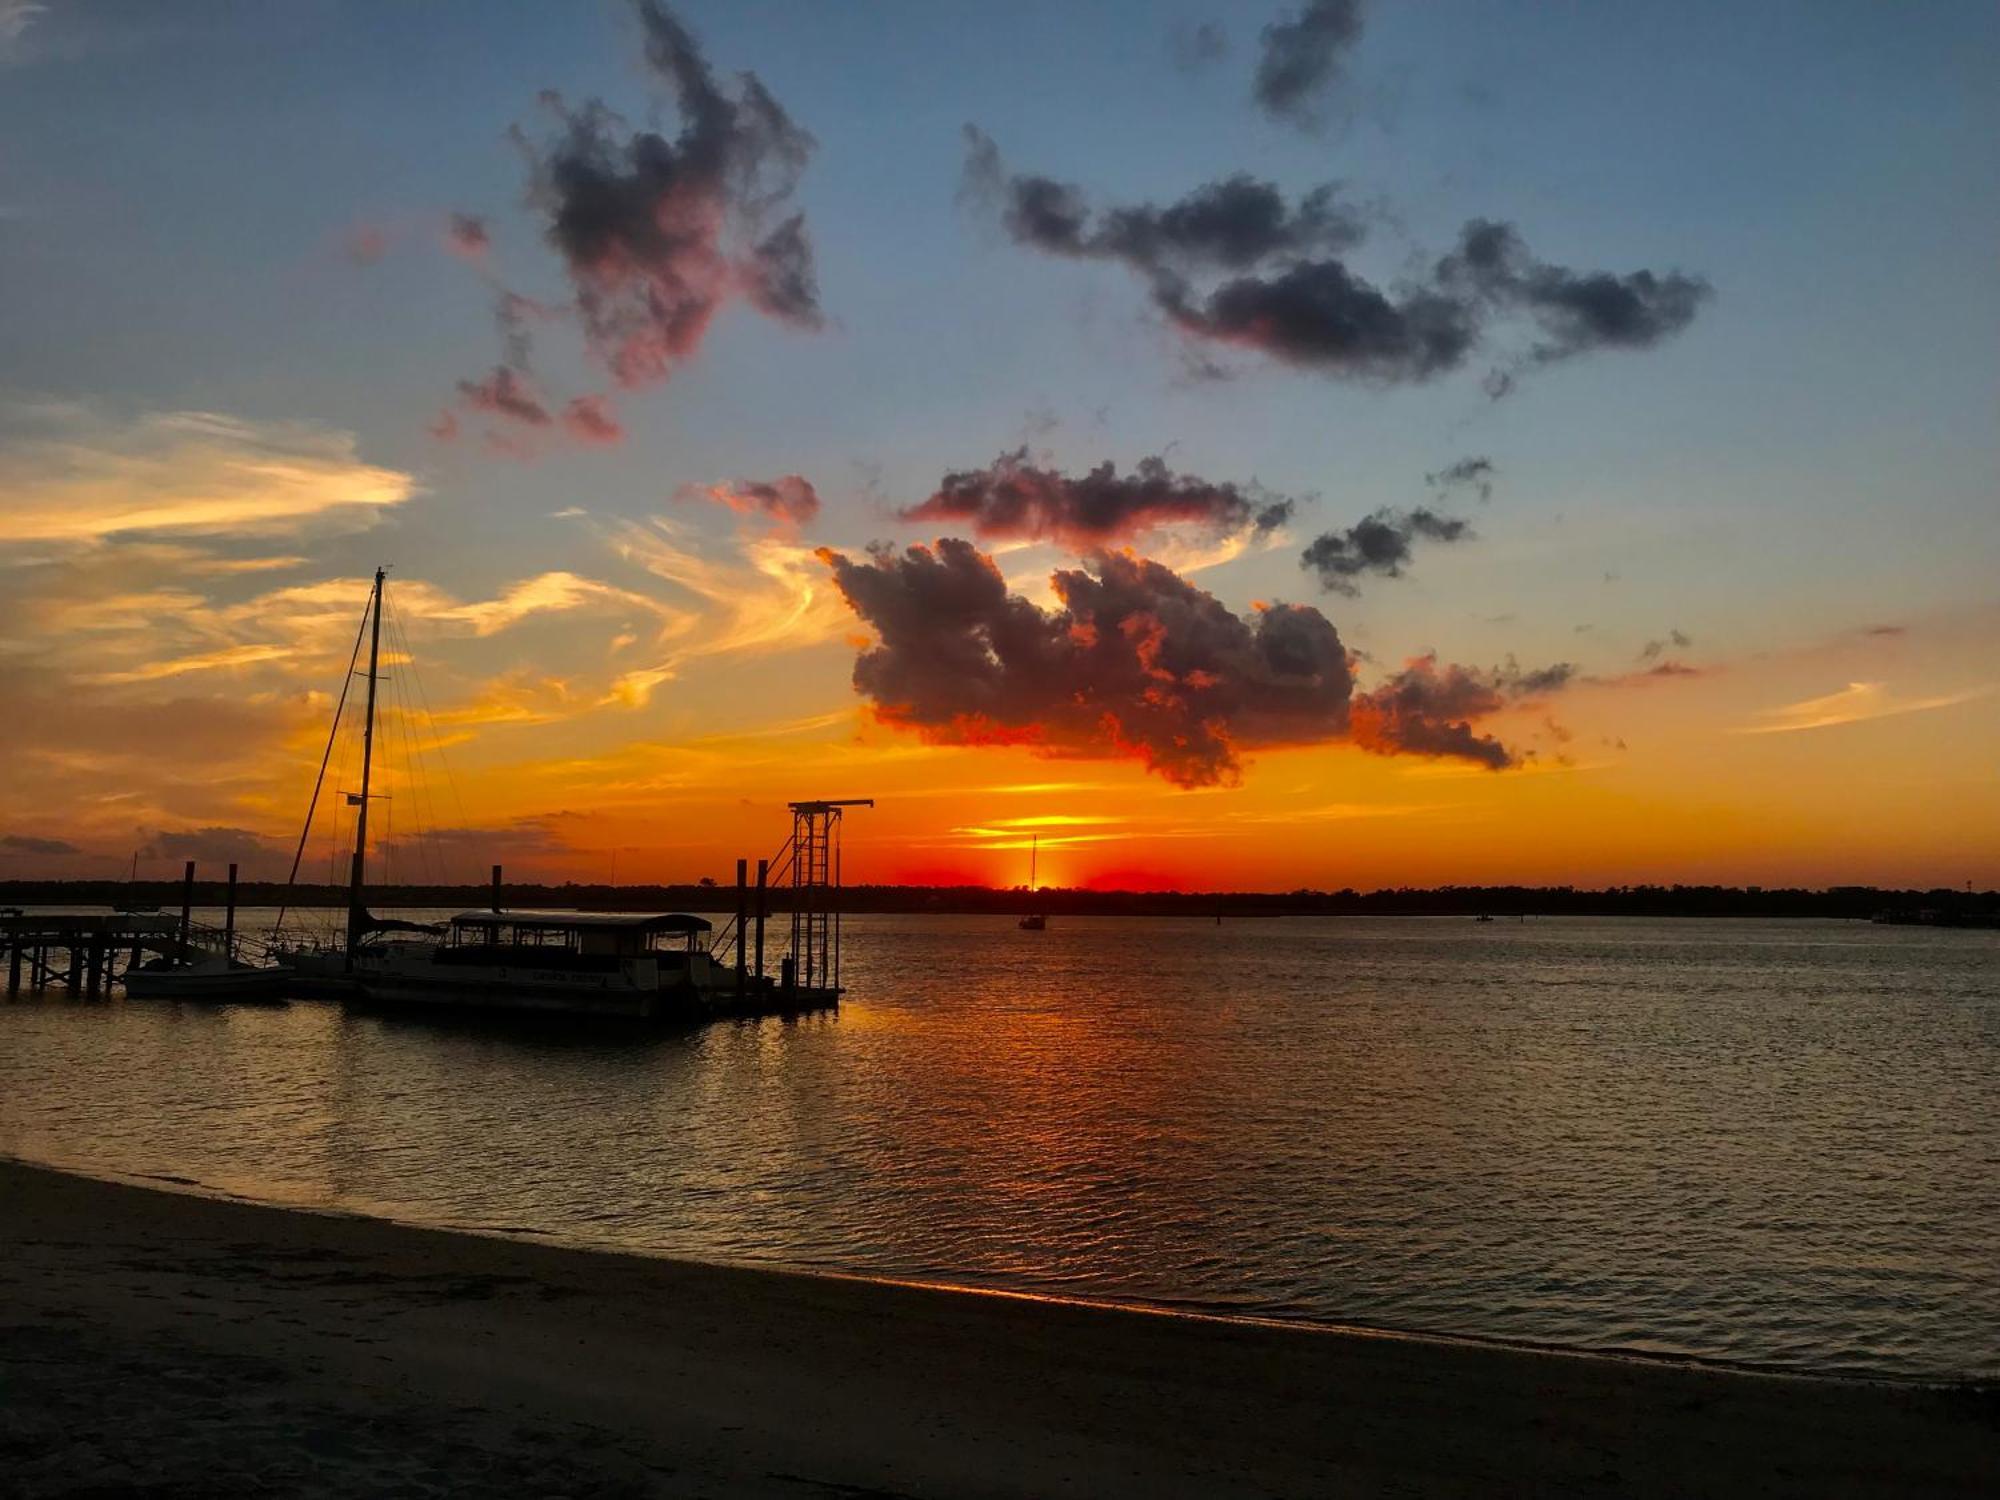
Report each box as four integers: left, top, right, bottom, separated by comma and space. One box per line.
1019, 833, 1048, 931
124, 948, 287, 1002
122, 859, 292, 1001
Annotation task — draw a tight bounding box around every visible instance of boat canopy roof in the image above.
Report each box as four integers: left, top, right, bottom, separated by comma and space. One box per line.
447, 908, 712, 934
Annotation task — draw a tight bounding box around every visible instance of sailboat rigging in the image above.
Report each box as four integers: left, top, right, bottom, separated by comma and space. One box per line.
1019, 833, 1047, 931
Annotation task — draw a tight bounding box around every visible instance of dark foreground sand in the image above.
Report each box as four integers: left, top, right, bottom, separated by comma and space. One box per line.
1, 1160, 1991, 1498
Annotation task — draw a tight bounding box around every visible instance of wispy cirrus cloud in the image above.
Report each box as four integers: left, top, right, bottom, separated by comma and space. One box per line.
0, 403, 416, 543
607, 518, 852, 706
1734, 681, 1992, 735
0, 1, 47, 62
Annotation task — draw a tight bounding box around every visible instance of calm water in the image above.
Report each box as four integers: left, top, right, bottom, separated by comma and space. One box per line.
2, 913, 1995, 1379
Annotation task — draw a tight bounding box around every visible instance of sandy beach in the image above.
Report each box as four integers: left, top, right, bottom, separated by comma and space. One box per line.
0, 1159, 1990, 1498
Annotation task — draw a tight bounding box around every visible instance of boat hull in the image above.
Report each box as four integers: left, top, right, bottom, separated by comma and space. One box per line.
124, 967, 290, 1002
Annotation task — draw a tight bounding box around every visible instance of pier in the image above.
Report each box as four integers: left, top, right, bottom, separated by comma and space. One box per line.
2, 859, 253, 998
0, 912, 188, 997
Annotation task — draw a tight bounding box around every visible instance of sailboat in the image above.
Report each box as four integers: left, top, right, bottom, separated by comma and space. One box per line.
286, 568, 754, 1020
124, 860, 290, 1001
1018, 833, 1047, 931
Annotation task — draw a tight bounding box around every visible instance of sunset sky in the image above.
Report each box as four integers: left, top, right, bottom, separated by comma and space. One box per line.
1, 0, 1995, 891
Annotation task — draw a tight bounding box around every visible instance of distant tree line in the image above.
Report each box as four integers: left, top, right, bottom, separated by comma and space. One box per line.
2, 878, 1993, 922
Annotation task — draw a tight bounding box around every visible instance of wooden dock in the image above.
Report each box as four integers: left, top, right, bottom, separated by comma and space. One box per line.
1, 912, 190, 997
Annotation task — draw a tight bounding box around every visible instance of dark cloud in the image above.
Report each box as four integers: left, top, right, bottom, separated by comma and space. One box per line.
510, 1, 821, 390
1096, 176, 1366, 270
1588, 659, 1705, 687
2, 834, 80, 856
965, 129, 1365, 274
1863, 624, 1906, 637
1300, 507, 1469, 594
446, 212, 490, 259
820, 540, 1543, 787
966, 134, 1708, 389
1159, 260, 1479, 380
1350, 656, 1510, 768
1499, 659, 1576, 696
494, 292, 558, 373
562, 394, 623, 445
1637, 627, 1692, 662
1255, 0, 1365, 127
820, 540, 1351, 786
741, 212, 821, 326
1427, 455, 1494, 503
1170, 20, 1229, 73
1438, 219, 1712, 392
900, 449, 1295, 551
457, 367, 553, 427
676, 474, 821, 525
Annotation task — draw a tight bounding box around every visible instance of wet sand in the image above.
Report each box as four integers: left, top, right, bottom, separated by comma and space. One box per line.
0, 1159, 1991, 1498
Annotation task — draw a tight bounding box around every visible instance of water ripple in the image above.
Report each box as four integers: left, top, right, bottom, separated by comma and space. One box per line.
1, 913, 1995, 1378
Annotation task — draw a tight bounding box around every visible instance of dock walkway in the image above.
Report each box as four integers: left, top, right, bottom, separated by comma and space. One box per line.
0, 912, 188, 996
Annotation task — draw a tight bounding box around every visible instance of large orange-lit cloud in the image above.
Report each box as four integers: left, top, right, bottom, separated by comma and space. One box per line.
820, 538, 1566, 787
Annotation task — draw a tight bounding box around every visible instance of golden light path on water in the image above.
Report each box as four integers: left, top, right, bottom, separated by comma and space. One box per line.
1, 914, 1994, 1380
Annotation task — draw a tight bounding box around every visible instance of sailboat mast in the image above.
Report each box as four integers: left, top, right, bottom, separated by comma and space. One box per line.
1030, 833, 1037, 893
345, 566, 386, 961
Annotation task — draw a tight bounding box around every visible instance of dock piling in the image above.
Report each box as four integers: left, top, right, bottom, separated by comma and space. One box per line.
734, 858, 747, 998
223, 863, 239, 960
754, 858, 768, 983
178, 861, 195, 957
2, 914, 183, 998
491, 863, 502, 913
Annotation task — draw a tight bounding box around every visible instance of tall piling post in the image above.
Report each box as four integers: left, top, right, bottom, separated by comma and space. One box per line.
754, 858, 768, 984
223, 863, 239, 961
179, 860, 195, 959
734, 858, 747, 997
85, 941, 103, 997
7, 937, 19, 996
491, 864, 502, 913
65, 943, 81, 991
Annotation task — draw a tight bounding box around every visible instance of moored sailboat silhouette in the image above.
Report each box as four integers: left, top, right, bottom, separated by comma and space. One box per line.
1019, 833, 1047, 931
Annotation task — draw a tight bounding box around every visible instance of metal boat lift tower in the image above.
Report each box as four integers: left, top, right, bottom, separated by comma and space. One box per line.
787, 799, 872, 996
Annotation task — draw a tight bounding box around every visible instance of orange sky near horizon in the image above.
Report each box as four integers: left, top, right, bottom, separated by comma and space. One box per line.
4, 536, 1987, 895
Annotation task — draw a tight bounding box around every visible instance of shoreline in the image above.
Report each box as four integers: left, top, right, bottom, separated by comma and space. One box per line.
3, 1158, 1992, 1497
12, 1148, 1980, 1391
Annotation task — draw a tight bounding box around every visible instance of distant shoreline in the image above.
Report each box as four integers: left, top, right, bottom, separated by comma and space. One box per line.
5, 1157, 1993, 1497
4, 878, 1996, 923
